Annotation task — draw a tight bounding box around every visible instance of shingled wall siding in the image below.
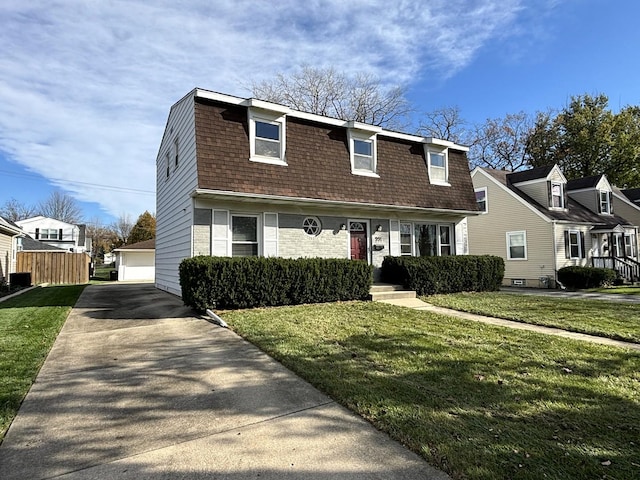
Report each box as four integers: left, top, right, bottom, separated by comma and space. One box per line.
193, 99, 478, 212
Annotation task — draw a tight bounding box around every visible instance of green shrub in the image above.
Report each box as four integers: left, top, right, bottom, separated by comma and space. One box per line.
179, 256, 373, 311
557, 266, 617, 289
381, 255, 505, 295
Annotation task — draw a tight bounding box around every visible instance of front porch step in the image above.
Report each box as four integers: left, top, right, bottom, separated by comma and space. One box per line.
369, 284, 416, 301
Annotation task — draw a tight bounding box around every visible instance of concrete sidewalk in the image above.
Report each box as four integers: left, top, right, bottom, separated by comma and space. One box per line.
0, 284, 449, 480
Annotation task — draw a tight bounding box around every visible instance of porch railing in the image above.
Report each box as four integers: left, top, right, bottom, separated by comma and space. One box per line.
592, 256, 640, 282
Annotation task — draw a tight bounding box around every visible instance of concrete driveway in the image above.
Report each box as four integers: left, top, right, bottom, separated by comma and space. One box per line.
0, 283, 449, 479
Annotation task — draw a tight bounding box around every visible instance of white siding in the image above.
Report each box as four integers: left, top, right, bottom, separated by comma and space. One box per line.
117, 251, 155, 281
0, 232, 12, 283
469, 170, 556, 287
155, 92, 198, 296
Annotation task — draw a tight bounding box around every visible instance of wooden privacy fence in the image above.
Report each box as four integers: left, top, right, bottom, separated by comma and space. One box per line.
17, 251, 91, 285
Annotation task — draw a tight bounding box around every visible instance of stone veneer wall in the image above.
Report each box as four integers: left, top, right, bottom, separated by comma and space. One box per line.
278, 214, 348, 259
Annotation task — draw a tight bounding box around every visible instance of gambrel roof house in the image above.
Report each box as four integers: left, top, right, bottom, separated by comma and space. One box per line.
155, 88, 479, 296
469, 165, 639, 288
15, 216, 92, 254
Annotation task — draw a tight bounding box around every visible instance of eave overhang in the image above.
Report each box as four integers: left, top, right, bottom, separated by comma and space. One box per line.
192, 188, 480, 218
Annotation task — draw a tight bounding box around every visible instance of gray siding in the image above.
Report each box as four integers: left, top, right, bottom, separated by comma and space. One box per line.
0, 233, 13, 283
155, 93, 198, 296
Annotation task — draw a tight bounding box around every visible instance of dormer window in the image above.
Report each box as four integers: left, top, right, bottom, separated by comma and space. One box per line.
599, 190, 612, 214
427, 148, 449, 185
248, 106, 287, 166
348, 124, 379, 177
551, 182, 564, 208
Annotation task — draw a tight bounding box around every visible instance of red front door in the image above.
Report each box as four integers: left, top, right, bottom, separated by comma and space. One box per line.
350, 222, 368, 260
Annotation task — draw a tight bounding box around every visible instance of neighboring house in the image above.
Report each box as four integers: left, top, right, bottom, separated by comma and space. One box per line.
469, 165, 639, 288
114, 239, 155, 281
103, 252, 116, 265
0, 216, 22, 285
15, 216, 92, 254
155, 88, 479, 296
613, 187, 640, 230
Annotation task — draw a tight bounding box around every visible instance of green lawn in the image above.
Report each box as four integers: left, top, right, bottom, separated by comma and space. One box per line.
0, 285, 85, 440
588, 285, 640, 295
424, 292, 640, 343
224, 301, 640, 480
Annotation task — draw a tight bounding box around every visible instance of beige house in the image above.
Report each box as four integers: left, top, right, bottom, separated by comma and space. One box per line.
469, 165, 639, 288
613, 187, 640, 231
0, 216, 22, 285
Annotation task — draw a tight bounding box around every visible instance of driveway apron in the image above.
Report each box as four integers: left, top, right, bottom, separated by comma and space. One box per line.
0, 283, 449, 480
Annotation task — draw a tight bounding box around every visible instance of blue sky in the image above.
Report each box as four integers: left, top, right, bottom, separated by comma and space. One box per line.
1, 0, 639, 226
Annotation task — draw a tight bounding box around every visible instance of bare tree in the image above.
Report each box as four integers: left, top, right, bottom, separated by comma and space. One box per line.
111, 213, 134, 247
86, 217, 120, 263
38, 191, 83, 224
419, 106, 472, 145
468, 112, 535, 171
0, 198, 38, 222
251, 66, 412, 130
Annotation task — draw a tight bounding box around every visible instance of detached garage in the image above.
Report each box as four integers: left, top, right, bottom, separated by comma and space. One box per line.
114, 239, 155, 281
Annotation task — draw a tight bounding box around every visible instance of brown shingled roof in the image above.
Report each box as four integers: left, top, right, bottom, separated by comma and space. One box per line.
194, 98, 478, 213
115, 239, 155, 250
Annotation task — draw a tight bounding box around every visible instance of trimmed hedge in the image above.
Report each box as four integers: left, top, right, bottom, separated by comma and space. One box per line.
381, 255, 505, 295
180, 256, 373, 311
557, 266, 617, 289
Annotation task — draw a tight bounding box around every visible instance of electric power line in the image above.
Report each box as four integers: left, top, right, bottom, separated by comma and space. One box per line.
0, 168, 156, 195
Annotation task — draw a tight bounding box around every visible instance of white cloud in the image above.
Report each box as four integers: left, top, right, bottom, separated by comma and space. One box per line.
0, 0, 542, 219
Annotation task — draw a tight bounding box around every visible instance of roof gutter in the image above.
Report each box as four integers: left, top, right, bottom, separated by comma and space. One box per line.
191, 188, 481, 217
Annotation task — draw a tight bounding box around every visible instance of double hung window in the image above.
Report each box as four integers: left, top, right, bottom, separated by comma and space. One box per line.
506, 231, 527, 260
231, 216, 259, 257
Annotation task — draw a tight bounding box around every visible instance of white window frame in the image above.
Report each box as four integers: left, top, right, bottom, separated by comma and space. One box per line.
624, 234, 635, 258
174, 137, 179, 169
40, 228, 60, 240
248, 109, 287, 166
426, 147, 449, 185
399, 222, 454, 257
567, 230, 583, 259
475, 187, 488, 213
399, 222, 413, 256
438, 225, 452, 256
230, 214, 261, 257
348, 130, 378, 177
506, 231, 527, 260
599, 190, 611, 214
551, 182, 564, 208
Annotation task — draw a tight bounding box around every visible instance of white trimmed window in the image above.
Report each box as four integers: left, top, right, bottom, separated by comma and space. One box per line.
551, 182, 564, 208
475, 187, 487, 213
439, 225, 452, 256
249, 109, 287, 165
174, 137, 179, 168
506, 231, 527, 260
231, 215, 259, 257
427, 148, 448, 185
599, 190, 611, 214
400, 223, 412, 255
348, 130, 378, 176
39, 228, 60, 240
565, 230, 585, 259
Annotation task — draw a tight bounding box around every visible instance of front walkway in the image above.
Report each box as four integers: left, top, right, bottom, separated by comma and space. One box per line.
378, 297, 640, 351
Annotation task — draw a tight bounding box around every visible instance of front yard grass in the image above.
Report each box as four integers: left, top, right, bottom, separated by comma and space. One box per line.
425, 292, 640, 343
224, 301, 640, 480
0, 285, 85, 440
588, 285, 640, 295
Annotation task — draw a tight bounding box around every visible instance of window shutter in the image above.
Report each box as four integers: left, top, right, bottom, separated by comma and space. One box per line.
580, 231, 586, 258
212, 210, 229, 256
608, 191, 613, 214
59, 229, 63, 240
35, 228, 39, 239
563, 186, 568, 209
547, 181, 552, 207
389, 220, 400, 256
263, 213, 278, 257
597, 193, 602, 213
564, 231, 570, 259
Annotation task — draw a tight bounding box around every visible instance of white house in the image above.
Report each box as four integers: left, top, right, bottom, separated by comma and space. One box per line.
114, 239, 155, 281
16, 216, 91, 254
154, 88, 480, 296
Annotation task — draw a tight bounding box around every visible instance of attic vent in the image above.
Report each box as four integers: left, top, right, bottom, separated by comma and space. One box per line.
511, 279, 526, 287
